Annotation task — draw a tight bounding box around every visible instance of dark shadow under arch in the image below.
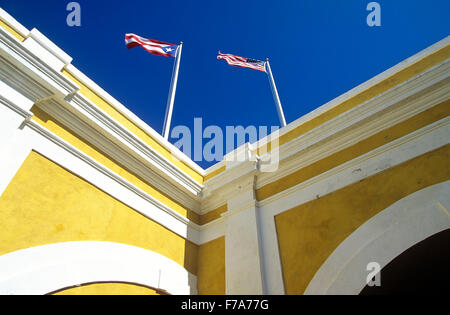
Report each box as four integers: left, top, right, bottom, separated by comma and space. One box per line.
360, 229, 450, 295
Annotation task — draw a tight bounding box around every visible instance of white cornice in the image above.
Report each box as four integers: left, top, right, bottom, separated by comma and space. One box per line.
274, 61, 449, 163
255, 36, 450, 149
0, 8, 29, 38
63, 63, 205, 176
26, 28, 72, 65
61, 91, 203, 196
0, 26, 78, 99
200, 59, 450, 214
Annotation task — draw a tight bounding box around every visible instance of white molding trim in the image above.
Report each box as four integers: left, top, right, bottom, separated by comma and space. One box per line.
304, 181, 450, 295
256, 36, 450, 149
0, 241, 197, 295
0, 8, 29, 38
63, 64, 205, 176
63, 92, 203, 196
0, 25, 78, 99
26, 28, 72, 65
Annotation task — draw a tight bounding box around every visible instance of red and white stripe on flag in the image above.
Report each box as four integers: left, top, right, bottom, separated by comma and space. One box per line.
217, 52, 266, 72
125, 33, 178, 57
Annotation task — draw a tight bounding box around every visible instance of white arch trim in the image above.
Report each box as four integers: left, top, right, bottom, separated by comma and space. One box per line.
0, 241, 197, 295
305, 181, 450, 295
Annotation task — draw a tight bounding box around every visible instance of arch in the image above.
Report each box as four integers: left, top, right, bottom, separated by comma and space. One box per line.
49, 281, 168, 295
0, 241, 197, 295
304, 181, 450, 295
360, 229, 450, 295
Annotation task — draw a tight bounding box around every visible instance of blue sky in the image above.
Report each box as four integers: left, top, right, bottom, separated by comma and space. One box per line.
1, 0, 449, 168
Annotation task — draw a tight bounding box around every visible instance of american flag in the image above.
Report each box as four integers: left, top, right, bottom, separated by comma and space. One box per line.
217, 51, 267, 73
125, 33, 178, 57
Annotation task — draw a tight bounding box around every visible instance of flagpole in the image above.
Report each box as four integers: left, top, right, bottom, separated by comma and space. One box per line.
265, 58, 287, 127
162, 42, 183, 139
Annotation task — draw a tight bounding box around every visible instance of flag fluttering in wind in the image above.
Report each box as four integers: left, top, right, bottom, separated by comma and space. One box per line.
217, 51, 267, 72
125, 33, 183, 139
125, 33, 178, 57
217, 51, 286, 126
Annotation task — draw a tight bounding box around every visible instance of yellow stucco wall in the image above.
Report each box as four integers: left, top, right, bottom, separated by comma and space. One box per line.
52, 282, 162, 295
204, 165, 226, 182
61, 70, 203, 185
30, 106, 201, 225
275, 144, 450, 295
0, 19, 25, 41
0, 150, 198, 275
199, 205, 227, 225
197, 237, 225, 295
257, 99, 450, 201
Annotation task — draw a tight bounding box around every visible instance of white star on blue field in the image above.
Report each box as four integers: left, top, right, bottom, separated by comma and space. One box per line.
161, 46, 176, 55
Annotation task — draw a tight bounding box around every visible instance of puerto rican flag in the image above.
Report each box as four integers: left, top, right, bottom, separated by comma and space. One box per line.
125, 33, 178, 57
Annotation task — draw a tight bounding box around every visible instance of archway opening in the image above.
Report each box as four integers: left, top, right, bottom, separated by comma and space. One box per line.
360, 229, 450, 295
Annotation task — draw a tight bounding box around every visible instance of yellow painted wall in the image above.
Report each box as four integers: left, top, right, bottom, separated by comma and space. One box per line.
61, 70, 203, 184
197, 237, 225, 295
204, 165, 226, 182
275, 144, 450, 295
30, 106, 201, 225
52, 282, 163, 295
199, 205, 227, 225
0, 20, 25, 41
0, 150, 198, 275
257, 99, 450, 201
